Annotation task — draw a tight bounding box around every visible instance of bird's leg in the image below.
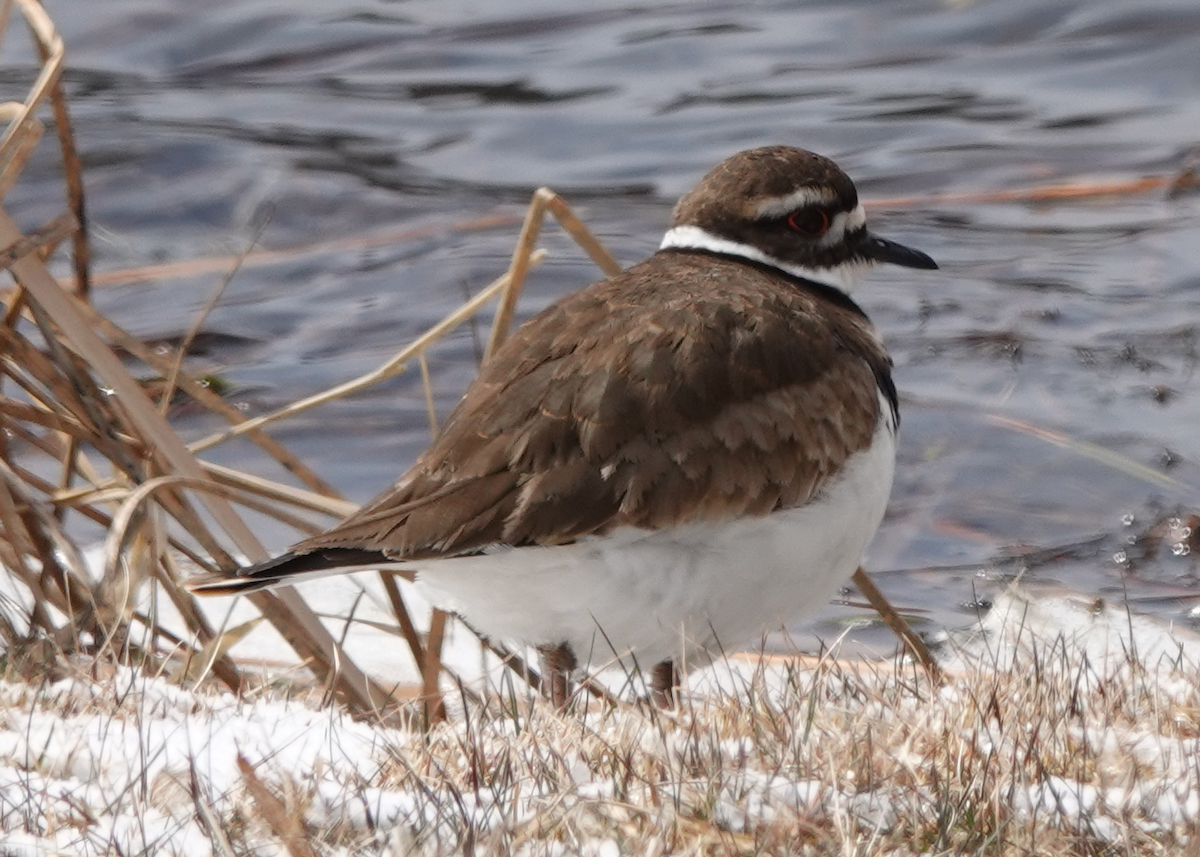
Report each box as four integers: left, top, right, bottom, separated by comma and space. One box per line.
537, 642, 577, 709
650, 659, 678, 709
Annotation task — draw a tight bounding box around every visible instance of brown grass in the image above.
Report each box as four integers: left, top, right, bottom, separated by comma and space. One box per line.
4, 593, 1199, 855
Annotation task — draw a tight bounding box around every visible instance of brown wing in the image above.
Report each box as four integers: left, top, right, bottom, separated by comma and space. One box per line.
294, 252, 890, 561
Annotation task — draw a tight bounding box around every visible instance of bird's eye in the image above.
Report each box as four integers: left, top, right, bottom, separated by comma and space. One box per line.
787, 207, 831, 237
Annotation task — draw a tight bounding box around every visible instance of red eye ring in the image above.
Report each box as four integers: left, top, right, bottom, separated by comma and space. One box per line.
787, 207, 831, 237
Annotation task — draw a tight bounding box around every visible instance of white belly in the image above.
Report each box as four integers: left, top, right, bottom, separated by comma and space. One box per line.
415, 404, 896, 670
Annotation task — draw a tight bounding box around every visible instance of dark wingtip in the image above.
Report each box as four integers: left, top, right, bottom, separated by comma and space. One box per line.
187, 548, 395, 596
185, 572, 274, 597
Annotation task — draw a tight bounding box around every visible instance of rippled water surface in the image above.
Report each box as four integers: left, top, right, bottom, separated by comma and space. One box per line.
13, 0, 1200, 651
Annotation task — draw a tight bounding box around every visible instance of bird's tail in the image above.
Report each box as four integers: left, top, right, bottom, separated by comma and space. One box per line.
186, 548, 409, 596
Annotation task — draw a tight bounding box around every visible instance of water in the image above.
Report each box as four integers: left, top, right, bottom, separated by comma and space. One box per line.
11, 0, 1200, 652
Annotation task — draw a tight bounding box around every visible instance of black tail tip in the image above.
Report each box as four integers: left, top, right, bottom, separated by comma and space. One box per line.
185, 570, 279, 596
186, 548, 397, 596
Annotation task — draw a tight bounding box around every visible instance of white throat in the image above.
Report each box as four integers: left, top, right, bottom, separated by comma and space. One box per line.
659, 224, 876, 295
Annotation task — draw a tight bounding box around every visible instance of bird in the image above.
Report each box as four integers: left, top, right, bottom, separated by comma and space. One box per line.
189, 146, 937, 708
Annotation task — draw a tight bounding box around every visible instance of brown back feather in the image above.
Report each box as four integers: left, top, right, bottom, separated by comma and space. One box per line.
294, 251, 890, 561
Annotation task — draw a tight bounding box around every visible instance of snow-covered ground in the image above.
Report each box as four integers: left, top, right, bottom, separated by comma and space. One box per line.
3, 585, 1200, 855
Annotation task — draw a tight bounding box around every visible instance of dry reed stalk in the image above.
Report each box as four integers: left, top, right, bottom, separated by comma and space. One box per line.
485, 189, 552, 357
986, 412, 1181, 491
0, 394, 112, 439
30, 28, 89, 297
191, 462, 355, 517
0, 211, 75, 272
237, 755, 318, 857
380, 573, 426, 670
417, 351, 438, 436
0, 1, 408, 715
186, 252, 547, 455
869, 166, 1200, 211
156, 211, 270, 415
86, 213, 519, 288
66, 294, 340, 496
2, 208, 401, 712
3, 427, 224, 573
421, 608, 449, 726
850, 567, 942, 681
486, 188, 620, 357
0, 1, 61, 152
0, 118, 40, 199
0, 115, 40, 198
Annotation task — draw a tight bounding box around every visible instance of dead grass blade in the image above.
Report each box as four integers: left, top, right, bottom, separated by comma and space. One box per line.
486, 188, 620, 357
174, 618, 261, 685
86, 213, 519, 288
188, 250, 548, 455
0, 210, 75, 273
985, 413, 1182, 492
0, 113, 42, 198
0, 0, 61, 159
422, 608, 449, 726
868, 175, 1183, 210
3, 205, 392, 716
851, 567, 942, 682
157, 210, 270, 414
29, 15, 89, 297
67, 294, 340, 496
193, 462, 356, 519
237, 755, 318, 857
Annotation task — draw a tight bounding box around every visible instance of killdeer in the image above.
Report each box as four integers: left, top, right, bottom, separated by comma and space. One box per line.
190, 146, 937, 707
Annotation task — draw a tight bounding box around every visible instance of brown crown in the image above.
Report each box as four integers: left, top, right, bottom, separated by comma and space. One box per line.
670, 146, 859, 228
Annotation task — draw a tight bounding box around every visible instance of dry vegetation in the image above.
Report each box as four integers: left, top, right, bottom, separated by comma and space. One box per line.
3, 2, 1200, 854
6, 592, 1200, 856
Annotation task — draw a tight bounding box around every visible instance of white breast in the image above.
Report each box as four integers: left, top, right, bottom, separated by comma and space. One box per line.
414, 393, 897, 671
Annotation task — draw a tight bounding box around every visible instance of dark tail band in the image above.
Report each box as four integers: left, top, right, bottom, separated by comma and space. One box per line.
187, 547, 399, 596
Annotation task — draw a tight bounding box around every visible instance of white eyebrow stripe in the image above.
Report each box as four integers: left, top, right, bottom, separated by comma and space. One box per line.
844, 202, 866, 230
754, 187, 838, 219
818, 203, 867, 248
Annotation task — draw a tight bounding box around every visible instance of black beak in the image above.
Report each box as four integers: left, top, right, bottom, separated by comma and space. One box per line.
863, 234, 938, 270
